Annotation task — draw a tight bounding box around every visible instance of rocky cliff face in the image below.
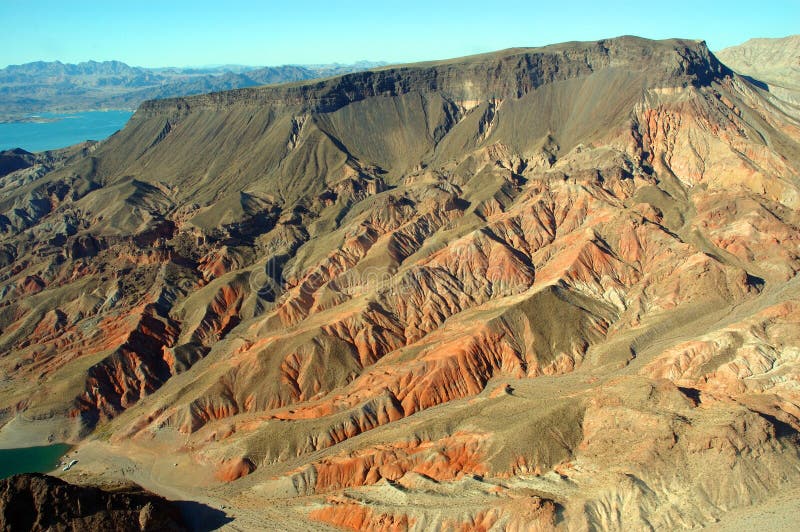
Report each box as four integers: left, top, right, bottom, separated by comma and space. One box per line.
0, 474, 185, 531
1, 36, 800, 529
137, 36, 727, 117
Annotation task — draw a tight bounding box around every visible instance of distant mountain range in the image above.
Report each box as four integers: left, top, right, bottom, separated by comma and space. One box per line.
716, 34, 800, 103
0, 59, 385, 121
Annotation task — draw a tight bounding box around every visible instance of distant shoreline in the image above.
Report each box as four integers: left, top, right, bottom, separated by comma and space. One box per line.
0, 109, 135, 125
0, 116, 61, 124
0, 109, 134, 152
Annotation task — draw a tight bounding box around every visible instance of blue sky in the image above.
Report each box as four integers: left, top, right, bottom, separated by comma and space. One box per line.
1, 0, 796, 68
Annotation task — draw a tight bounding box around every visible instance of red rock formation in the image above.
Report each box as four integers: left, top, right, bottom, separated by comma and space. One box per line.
214, 457, 255, 482
19, 274, 46, 295
73, 304, 180, 422
309, 498, 415, 532
287, 433, 487, 492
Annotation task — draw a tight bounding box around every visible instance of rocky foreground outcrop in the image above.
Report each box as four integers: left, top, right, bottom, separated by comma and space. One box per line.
1, 35, 800, 529
0, 474, 185, 531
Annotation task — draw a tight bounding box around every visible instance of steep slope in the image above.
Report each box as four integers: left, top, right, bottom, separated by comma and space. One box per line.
1, 36, 800, 529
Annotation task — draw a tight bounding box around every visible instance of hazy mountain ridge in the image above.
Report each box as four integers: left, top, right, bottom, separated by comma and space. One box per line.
1, 36, 800, 529
0, 59, 386, 120
717, 34, 800, 103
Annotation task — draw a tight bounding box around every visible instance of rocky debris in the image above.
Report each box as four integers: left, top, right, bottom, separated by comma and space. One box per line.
0, 473, 186, 531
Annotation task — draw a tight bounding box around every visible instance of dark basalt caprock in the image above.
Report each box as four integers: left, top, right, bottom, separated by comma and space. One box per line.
137, 36, 731, 117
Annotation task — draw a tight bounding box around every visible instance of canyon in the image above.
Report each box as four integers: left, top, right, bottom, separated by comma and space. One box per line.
0, 35, 799, 529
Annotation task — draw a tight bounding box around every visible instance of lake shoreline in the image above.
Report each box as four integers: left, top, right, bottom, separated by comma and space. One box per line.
0, 110, 134, 152
0, 443, 72, 480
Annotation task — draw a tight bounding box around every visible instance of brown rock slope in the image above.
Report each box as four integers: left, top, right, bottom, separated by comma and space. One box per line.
0, 473, 186, 531
1, 36, 800, 528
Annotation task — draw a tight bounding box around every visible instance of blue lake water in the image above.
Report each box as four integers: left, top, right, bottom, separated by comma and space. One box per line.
0, 443, 72, 479
0, 110, 133, 153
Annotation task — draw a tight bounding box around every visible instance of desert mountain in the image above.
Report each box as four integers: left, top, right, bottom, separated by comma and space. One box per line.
1, 36, 800, 529
717, 35, 800, 103
0, 59, 385, 119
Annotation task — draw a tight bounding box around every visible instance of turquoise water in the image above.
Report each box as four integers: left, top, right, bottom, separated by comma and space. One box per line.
0, 110, 133, 153
0, 443, 72, 479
